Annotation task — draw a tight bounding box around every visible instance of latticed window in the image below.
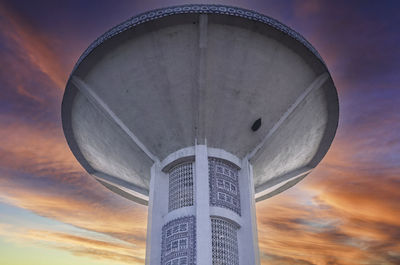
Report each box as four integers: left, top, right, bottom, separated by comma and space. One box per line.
169, 162, 194, 212
211, 217, 239, 265
209, 158, 241, 215
161, 216, 196, 265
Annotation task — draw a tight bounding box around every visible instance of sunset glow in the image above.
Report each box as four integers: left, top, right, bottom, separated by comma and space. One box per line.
0, 1, 399, 264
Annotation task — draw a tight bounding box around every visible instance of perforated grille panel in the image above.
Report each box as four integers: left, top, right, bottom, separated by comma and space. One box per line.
161, 216, 196, 265
209, 158, 241, 215
169, 162, 194, 212
211, 217, 239, 265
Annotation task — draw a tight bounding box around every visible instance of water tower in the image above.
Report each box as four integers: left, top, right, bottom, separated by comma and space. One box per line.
62, 4, 339, 265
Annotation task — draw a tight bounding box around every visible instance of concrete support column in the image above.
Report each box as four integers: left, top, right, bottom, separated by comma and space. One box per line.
238, 158, 260, 265
195, 144, 212, 265
145, 146, 259, 265
145, 162, 168, 265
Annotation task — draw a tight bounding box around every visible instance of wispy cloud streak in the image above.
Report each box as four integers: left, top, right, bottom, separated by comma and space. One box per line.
0, 1, 399, 265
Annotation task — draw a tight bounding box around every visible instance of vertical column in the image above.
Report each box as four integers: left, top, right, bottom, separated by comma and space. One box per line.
238, 158, 260, 265
146, 162, 169, 265
195, 144, 212, 265
248, 163, 261, 265
194, 14, 208, 144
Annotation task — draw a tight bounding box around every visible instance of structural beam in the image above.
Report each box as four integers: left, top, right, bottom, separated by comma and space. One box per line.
93, 171, 149, 204
194, 14, 208, 143
248, 73, 329, 160
254, 166, 312, 201
71, 76, 159, 162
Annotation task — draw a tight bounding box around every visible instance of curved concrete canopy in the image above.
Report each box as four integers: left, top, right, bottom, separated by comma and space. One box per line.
62, 4, 339, 205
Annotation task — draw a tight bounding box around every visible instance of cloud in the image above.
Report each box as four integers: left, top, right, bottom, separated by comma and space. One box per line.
0, 223, 145, 264
0, 1, 398, 265
288, 0, 400, 98
293, 0, 321, 17
0, 2, 69, 90
0, 3, 149, 261
261, 251, 316, 265
256, 130, 400, 265
0, 114, 80, 180
0, 143, 148, 263
0, 114, 147, 259
257, 193, 399, 264
256, 80, 400, 265
60, 247, 145, 264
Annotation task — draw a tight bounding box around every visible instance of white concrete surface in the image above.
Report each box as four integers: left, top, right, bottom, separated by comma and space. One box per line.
62, 11, 338, 204
194, 145, 212, 265
145, 146, 260, 265
61, 6, 339, 265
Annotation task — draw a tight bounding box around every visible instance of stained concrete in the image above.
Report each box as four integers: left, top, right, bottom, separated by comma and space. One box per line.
62, 12, 338, 203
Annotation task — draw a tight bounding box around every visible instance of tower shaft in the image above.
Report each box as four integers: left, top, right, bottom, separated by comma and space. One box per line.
146, 145, 260, 265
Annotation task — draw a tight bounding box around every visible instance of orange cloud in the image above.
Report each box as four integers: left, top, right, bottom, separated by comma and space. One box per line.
0, 115, 80, 181
293, 0, 321, 17
256, 131, 400, 265
0, 3, 69, 90
0, 2, 398, 265
0, 223, 145, 264
0, 114, 147, 255
1, 112, 398, 265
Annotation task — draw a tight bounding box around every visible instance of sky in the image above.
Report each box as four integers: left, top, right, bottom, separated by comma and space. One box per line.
0, 0, 399, 264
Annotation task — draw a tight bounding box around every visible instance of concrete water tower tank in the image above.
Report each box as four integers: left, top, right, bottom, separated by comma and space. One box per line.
62, 4, 339, 265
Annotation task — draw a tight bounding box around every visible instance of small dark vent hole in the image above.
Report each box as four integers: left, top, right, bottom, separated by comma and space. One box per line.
251, 118, 262, 132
